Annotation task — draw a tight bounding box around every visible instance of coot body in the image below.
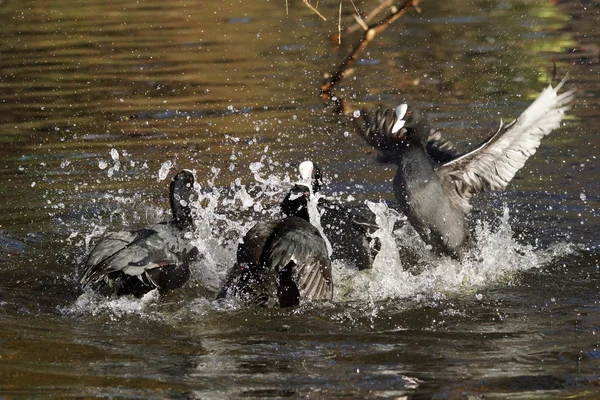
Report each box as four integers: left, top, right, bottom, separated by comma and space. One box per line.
80, 170, 199, 296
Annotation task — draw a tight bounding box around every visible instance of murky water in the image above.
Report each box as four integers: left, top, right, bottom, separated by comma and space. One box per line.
1, 0, 599, 397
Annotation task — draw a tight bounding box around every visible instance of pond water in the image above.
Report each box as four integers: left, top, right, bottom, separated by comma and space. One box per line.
1, 0, 599, 397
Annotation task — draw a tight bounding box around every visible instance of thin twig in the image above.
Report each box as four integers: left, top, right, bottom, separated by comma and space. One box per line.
334, 0, 395, 41
321, 0, 423, 112
348, 0, 364, 24
338, 1, 342, 45
303, 0, 327, 21
352, 14, 369, 32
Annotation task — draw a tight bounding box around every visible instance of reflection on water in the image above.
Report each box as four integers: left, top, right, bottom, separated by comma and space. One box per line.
1, 0, 599, 397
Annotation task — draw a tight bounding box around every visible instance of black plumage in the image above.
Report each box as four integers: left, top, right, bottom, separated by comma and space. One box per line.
80, 170, 199, 297
355, 80, 574, 258
281, 162, 381, 270
217, 183, 332, 307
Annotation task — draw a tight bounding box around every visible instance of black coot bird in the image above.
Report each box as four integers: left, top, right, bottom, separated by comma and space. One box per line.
282, 161, 381, 270
355, 80, 575, 258
80, 170, 200, 297
217, 165, 332, 307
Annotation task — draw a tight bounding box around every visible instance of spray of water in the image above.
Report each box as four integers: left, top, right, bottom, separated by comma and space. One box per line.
333, 201, 570, 306
65, 289, 160, 319
64, 155, 575, 318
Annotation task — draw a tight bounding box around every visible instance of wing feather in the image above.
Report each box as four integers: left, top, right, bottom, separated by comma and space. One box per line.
262, 218, 333, 304
80, 229, 156, 285
354, 105, 460, 164
81, 223, 197, 291
436, 78, 575, 212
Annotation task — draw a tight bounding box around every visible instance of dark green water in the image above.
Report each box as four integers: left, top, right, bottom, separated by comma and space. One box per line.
1, 0, 599, 398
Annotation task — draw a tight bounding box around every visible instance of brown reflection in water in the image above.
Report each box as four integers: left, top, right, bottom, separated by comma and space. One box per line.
0, 1, 599, 397
0, 0, 595, 233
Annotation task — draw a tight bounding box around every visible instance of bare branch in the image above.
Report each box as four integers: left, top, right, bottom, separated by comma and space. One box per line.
320, 0, 424, 112
336, 0, 395, 40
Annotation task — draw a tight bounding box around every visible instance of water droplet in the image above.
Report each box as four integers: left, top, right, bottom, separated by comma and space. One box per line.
158, 160, 172, 181
249, 162, 264, 174
110, 148, 119, 161
98, 161, 108, 170
353, 110, 361, 118
580, 192, 587, 201
31, 182, 36, 187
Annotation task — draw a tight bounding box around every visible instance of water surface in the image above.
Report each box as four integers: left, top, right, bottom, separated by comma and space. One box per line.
1, 0, 599, 398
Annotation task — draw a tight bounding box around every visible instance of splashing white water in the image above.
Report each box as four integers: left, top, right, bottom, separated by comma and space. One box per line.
68, 157, 575, 318
110, 148, 119, 161
65, 290, 160, 318
365, 200, 407, 295
333, 202, 568, 304
308, 191, 333, 257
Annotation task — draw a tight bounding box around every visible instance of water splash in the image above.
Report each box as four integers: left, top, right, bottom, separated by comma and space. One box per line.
158, 160, 173, 181
365, 200, 407, 296
110, 148, 119, 161
67, 161, 294, 315
334, 203, 573, 305
67, 158, 575, 318
308, 191, 333, 257
333, 200, 407, 302
64, 289, 160, 318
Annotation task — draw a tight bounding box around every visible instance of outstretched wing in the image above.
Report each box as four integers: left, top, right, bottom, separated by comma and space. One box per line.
436, 79, 575, 213
261, 217, 333, 306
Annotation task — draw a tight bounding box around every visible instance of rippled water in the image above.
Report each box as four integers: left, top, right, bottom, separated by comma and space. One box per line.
1, 0, 599, 398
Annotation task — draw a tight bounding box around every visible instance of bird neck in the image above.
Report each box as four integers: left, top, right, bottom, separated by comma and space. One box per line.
281, 185, 311, 222
407, 128, 429, 149
398, 144, 436, 183
282, 199, 310, 222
